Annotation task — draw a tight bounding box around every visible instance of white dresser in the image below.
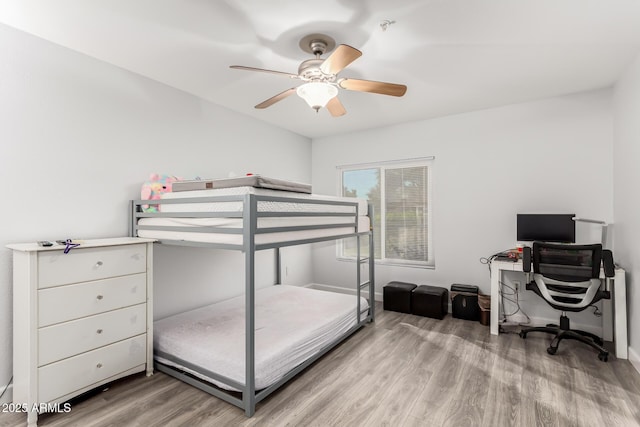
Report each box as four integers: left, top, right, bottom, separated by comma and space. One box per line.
8, 237, 154, 427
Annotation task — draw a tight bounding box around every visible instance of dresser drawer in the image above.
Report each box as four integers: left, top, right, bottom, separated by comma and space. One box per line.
39, 273, 146, 327
38, 244, 146, 289
38, 335, 146, 403
39, 304, 147, 366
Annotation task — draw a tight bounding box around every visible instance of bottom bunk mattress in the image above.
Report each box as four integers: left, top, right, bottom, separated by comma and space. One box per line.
154, 285, 369, 391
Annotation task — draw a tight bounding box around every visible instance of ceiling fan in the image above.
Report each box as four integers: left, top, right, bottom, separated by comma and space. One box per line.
230, 34, 407, 117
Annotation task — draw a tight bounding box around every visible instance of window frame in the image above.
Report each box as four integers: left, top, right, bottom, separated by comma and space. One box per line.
336, 157, 435, 268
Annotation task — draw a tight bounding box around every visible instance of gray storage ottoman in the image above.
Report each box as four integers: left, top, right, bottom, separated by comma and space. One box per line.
412, 285, 448, 319
383, 281, 417, 313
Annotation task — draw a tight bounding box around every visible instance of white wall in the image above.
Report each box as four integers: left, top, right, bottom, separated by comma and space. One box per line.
0, 24, 311, 402
312, 90, 614, 327
613, 52, 640, 368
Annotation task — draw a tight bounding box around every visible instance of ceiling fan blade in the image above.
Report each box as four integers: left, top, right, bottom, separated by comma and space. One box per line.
230, 65, 299, 79
254, 88, 297, 109
320, 45, 362, 75
338, 78, 407, 97
326, 97, 346, 117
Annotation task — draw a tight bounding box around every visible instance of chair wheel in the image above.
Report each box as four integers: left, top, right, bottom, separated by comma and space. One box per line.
598, 352, 609, 362
519, 331, 527, 339
547, 346, 557, 355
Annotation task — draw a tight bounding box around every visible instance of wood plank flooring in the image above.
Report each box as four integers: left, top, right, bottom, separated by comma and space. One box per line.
2, 303, 640, 427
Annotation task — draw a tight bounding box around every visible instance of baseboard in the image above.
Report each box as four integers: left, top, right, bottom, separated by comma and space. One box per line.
628, 347, 640, 373
0, 384, 12, 405
307, 283, 383, 302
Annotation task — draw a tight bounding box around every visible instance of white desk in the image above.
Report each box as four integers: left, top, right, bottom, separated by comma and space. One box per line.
490, 260, 627, 359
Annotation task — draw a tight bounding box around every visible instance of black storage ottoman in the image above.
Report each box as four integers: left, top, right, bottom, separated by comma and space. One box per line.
412, 285, 448, 319
383, 281, 417, 313
450, 284, 480, 321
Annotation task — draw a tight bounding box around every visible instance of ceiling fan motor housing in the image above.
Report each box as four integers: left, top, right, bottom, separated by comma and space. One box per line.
298, 59, 335, 82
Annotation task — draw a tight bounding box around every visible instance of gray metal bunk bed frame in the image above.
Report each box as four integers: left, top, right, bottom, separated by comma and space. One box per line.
129, 192, 375, 417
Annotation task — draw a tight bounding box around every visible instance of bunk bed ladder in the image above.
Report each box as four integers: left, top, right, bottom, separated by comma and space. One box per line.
355, 203, 375, 323
369, 204, 375, 321
356, 245, 371, 323
357, 234, 362, 322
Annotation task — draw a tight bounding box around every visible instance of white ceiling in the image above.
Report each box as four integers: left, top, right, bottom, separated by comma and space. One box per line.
2, 0, 640, 138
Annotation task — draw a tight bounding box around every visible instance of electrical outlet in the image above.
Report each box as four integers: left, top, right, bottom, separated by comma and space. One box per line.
513, 281, 520, 292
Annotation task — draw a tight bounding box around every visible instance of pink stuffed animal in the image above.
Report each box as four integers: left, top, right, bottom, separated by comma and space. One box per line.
141, 173, 180, 212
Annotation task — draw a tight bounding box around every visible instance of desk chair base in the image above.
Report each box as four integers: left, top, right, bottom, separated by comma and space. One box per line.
519, 314, 609, 362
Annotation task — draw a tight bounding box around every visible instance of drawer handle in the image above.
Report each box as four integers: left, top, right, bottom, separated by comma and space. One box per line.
96, 363, 103, 369
95, 261, 104, 267
96, 329, 103, 334
96, 295, 104, 300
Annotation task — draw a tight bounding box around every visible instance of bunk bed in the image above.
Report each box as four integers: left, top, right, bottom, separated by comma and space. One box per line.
129, 183, 375, 416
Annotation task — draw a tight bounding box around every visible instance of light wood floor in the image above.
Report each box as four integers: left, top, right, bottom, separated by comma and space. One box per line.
3, 303, 640, 427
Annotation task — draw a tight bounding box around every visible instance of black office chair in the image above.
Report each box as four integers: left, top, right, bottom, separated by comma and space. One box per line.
519, 242, 615, 361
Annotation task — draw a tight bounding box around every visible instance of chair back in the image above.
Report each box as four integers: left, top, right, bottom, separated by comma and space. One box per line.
530, 242, 606, 311
533, 242, 602, 282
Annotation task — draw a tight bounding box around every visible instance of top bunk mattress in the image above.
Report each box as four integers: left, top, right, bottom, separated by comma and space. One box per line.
154, 285, 369, 391
156, 186, 368, 216
135, 186, 370, 245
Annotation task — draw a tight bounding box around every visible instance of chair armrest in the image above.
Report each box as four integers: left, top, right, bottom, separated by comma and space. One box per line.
602, 249, 614, 293
603, 250, 615, 277
522, 246, 532, 273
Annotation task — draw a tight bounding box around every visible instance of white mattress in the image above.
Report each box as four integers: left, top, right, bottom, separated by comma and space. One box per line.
137, 187, 370, 244
159, 186, 368, 215
154, 285, 368, 391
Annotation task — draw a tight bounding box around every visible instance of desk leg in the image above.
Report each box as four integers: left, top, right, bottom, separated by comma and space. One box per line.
614, 269, 628, 359
602, 298, 613, 342
490, 266, 500, 335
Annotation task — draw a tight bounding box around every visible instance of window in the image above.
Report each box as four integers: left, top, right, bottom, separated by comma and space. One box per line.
338, 158, 434, 267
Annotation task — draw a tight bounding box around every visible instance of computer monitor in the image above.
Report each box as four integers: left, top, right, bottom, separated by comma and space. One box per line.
516, 213, 576, 243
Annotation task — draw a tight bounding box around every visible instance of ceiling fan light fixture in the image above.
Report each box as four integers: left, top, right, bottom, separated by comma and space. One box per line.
296, 82, 338, 111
